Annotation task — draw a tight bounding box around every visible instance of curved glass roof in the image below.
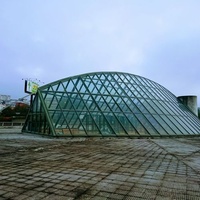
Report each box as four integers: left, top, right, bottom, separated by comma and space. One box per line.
22, 72, 200, 137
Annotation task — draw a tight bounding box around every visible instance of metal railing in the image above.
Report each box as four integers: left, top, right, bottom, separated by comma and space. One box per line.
0, 122, 24, 127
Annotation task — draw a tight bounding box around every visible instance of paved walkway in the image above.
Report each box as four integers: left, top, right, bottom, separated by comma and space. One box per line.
0, 132, 200, 199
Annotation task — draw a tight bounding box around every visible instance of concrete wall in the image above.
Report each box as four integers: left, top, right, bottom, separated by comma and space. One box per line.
177, 95, 198, 116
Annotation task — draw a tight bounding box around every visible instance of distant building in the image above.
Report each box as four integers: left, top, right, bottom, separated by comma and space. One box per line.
0, 94, 10, 103
0, 94, 30, 113
0, 94, 11, 111
0, 104, 4, 111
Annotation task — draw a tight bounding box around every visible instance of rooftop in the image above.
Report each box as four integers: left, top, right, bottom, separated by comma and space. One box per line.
0, 129, 200, 199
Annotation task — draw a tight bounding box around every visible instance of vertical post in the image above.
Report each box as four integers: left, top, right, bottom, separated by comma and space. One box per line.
30, 94, 34, 106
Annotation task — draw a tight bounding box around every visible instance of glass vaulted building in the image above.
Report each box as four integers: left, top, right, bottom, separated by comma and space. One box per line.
22, 72, 200, 137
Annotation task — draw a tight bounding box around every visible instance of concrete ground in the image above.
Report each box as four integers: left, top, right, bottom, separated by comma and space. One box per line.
0, 130, 200, 199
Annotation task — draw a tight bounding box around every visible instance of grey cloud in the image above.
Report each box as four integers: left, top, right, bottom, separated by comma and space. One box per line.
1, 0, 200, 105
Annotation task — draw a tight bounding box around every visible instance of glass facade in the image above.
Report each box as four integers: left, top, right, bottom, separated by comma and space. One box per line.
22, 72, 200, 137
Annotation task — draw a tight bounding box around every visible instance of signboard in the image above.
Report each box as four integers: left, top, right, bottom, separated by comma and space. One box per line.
24, 80, 39, 94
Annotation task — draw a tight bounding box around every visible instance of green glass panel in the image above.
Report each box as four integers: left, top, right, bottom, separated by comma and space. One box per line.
74, 79, 83, 92
51, 84, 58, 91
174, 116, 193, 135
133, 99, 149, 113
153, 114, 174, 135
66, 80, 74, 92
78, 83, 86, 93
144, 114, 168, 136
135, 113, 158, 136
160, 115, 181, 135
48, 96, 58, 110
168, 115, 185, 134
84, 79, 90, 87
126, 114, 149, 136
132, 89, 142, 98
153, 100, 169, 115
57, 82, 64, 92
62, 80, 69, 89
71, 125, 87, 136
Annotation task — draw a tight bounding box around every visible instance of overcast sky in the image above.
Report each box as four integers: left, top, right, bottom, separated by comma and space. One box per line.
1, 0, 200, 105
